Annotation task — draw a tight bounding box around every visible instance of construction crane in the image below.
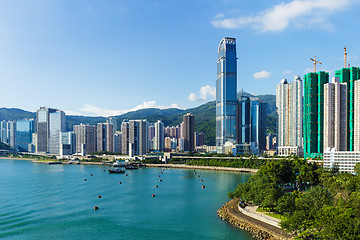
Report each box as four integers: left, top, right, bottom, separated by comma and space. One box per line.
344, 45, 348, 68
310, 56, 322, 72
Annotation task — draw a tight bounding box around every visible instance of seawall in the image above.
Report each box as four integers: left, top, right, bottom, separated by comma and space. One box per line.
145, 164, 258, 173
217, 199, 293, 240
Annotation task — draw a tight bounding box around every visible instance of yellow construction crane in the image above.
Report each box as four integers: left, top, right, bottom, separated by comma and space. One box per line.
310, 56, 322, 72
344, 45, 348, 68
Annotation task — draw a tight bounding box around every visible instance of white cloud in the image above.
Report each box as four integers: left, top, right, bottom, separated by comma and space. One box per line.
188, 85, 216, 102
283, 70, 293, 75
66, 101, 184, 117
211, 0, 356, 32
254, 70, 271, 79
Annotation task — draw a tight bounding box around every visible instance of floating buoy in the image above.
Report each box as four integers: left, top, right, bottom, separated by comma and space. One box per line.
200, 179, 203, 182
161, 172, 163, 174
194, 172, 196, 174
104, 170, 106, 172
119, 182, 122, 184
90, 174, 93, 176
202, 185, 205, 188
155, 185, 158, 188
151, 194, 156, 197
125, 174, 128, 176
84, 179, 87, 181
98, 195, 102, 198
197, 175, 200, 178
159, 179, 162, 182
94, 206, 99, 210
158, 175, 160, 177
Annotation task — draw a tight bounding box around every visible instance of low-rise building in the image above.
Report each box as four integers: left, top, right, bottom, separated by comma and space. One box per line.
323, 148, 360, 173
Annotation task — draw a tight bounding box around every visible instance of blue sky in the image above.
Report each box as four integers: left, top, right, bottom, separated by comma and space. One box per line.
1, 0, 360, 116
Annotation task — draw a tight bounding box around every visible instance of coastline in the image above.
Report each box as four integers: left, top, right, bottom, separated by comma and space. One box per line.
145, 163, 258, 173
217, 199, 293, 240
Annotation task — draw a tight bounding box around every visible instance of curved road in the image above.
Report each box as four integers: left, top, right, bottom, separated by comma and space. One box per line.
226, 199, 293, 239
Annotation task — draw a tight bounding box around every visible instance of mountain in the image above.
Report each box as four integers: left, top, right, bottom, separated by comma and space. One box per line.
0, 91, 277, 146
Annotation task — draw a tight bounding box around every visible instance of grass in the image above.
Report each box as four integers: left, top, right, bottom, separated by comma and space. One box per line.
257, 207, 287, 221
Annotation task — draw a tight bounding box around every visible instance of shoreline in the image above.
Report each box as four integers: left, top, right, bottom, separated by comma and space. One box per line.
145, 163, 258, 173
218, 199, 293, 240
0, 157, 258, 172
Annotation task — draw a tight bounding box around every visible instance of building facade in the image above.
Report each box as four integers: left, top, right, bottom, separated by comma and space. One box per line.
303, 71, 329, 159
216, 37, 237, 147
16, 119, 35, 152
36, 107, 66, 154
73, 124, 97, 155
97, 123, 114, 153
183, 113, 195, 152
276, 76, 303, 156
154, 120, 164, 151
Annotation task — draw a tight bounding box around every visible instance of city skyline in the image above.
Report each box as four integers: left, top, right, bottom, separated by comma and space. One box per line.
1, 0, 360, 116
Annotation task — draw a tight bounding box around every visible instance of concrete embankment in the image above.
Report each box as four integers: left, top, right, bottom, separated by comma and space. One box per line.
217, 199, 293, 240
31, 161, 106, 165
145, 164, 258, 173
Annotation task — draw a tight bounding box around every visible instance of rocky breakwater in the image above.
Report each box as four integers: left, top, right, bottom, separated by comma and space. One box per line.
217, 199, 293, 240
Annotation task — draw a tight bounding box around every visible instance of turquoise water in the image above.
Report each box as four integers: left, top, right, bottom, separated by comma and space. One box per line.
0, 160, 254, 240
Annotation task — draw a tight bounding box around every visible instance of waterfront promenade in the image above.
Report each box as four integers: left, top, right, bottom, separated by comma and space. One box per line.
145, 163, 258, 173
218, 199, 293, 240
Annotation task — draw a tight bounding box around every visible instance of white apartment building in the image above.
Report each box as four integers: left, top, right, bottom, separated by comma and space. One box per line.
276, 76, 303, 156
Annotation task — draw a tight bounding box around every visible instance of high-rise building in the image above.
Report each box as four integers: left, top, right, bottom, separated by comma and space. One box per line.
183, 113, 195, 152
216, 37, 237, 147
354, 80, 360, 151
154, 120, 164, 151
36, 107, 66, 154
0, 120, 16, 148
60, 131, 76, 155
114, 131, 122, 154
73, 124, 97, 155
334, 67, 360, 151
121, 120, 149, 156
106, 117, 118, 133
303, 71, 329, 159
276, 76, 303, 156
194, 132, 205, 146
16, 119, 35, 152
97, 123, 114, 152
236, 97, 266, 153
323, 78, 347, 151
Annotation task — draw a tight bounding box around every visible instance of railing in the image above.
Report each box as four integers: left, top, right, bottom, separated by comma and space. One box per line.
237, 203, 281, 228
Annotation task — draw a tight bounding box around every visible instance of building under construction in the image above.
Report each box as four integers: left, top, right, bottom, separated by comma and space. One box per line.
303, 71, 329, 159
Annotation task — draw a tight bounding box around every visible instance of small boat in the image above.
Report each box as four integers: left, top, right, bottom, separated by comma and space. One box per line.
125, 165, 138, 170
108, 168, 125, 174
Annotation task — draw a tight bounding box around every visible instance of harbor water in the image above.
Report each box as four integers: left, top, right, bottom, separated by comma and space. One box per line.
0, 160, 254, 240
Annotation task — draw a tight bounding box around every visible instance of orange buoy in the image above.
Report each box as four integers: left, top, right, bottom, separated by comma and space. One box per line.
98, 195, 102, 198
161, 172, 163, 174
125, 174, 128, 176
151, 194, 156, 197
197, 175, 200, 177
119, 182, 122, 184
84, 179, 87, 181
194, 172, 196, 174
90, 174, 93, 176
200, 179, 203, 182
159, 179, 162, 182
155, 185, 158, 188
158, 175, 160, 177
94, 206, 99, 210
202, 185, 205, 188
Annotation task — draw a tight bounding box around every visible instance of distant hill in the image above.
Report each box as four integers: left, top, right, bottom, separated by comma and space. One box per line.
0, 91, 277, 146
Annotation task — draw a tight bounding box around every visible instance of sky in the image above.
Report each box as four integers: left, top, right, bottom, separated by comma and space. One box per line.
1, 0, 360, 116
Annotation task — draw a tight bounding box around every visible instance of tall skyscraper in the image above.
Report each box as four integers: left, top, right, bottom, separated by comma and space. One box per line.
334, 67, 360, 151
154, 120, 164, 151
16, 119, 35, 152
97, 123, 114, 152
303, 71, 329, 159
183, 113, 195, 152
216, 37, 237, 147
354, 80, 360, 151
236, 97, 266, 153
121, 120, 149, 155
36, 107, 66, 154
323, 78, 347, 151
73, 124, 97, 155
106, 117, 118, 133
60, 131, 76, 155
276, 76, 303, 156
